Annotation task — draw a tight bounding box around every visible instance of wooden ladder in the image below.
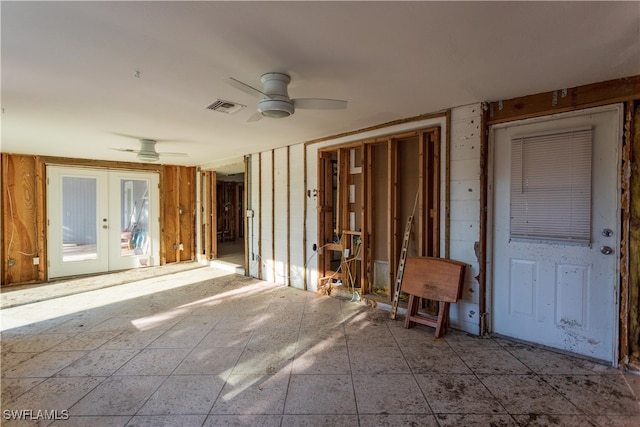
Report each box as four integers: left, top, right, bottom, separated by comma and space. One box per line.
389, 194, 418, 320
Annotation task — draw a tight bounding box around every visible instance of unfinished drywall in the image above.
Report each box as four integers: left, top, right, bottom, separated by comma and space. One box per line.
246, 146, 305, 288
447, 104, 483, 335
273, 148, 288, 285
246, 111, 490, 335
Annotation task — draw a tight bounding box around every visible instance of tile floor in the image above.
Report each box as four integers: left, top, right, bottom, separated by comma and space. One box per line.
1, 266, 639, 426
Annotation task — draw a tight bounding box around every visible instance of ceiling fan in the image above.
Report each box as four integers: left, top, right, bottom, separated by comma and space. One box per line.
109, 139, 188, 162
227, 72, 348, 121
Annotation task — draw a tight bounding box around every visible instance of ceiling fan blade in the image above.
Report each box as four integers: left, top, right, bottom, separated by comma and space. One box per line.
227, 77, 267, 98
158, 152, 188, 157
109, 147, 138, 153
247, 112, 263, 122
293, 98, 348, 110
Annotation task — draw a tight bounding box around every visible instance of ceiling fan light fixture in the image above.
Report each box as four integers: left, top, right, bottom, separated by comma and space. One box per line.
257, 98, 294, 118
136, 151, 159, 162
136, 139, 159, 161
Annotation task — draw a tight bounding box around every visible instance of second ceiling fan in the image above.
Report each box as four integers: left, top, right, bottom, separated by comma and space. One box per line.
227, 72, 348, 121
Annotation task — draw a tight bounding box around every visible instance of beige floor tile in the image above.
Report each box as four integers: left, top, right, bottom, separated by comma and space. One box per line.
1, 352, 38, 374
147, 324, 214, 349
282, 414, 359, 426
203, 414, 282, 426
138, 375, 225, 415
352, 373, 431, 415
479, 374, 580, 415
232, 347, 294, 376
51, 330, 121, 351
592, 415, 640, 426
415, 373, 506, 414
292, 343, 350, 375
543, 374, 640, 416
125, 414, 206, 426
246, 327, 299, 350
400, 345, 472, 374
51, 415, 131, 426
211, 372, 289, 415
503, 343, 609, 375
387, 321, 451, 347
2, 267, 638, 425
349, 345, 411, 374
2, 350, 87, 378
0, 377, 45, 403
285, 374, 356, 415
56, 349, 139, 377
2, 333, 75, 353
359, 413, 439, 426
114, 348, 191, 376
70, 375, 166, 415
444, 330, 502, 348
6, 376, 106, 414
459, 347, 532, 375
435, 413, 519, 426
174, 347, 243, 375
89, 317, 141, 333
197, 328, 253, 348
512, 414, 600, 426
102, 328, 172, 350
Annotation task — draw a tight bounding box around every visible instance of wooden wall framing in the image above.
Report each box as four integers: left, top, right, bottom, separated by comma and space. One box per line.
200, 170, 218, 260
1, 154, 196, 285
316, 127, 441, 301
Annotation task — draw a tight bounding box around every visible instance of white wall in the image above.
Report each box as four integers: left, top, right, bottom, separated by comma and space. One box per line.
246, 104, 483, 335
447, 104, 483, 335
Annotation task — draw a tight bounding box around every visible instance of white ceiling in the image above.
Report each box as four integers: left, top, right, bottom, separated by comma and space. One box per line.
2, 1, 639, 173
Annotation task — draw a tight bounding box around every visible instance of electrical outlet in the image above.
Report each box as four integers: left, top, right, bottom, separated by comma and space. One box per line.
33, 257, 40, 265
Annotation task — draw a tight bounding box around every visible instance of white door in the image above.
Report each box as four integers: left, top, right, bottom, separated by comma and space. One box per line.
47, 167, 109, 278
48, 167, 160, 278
491, 105, 621, 363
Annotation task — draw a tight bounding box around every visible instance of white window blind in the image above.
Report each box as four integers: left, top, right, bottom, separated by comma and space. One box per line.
510, 127, 592, 243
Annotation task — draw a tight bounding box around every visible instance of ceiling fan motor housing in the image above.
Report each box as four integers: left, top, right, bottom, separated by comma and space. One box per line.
258, 72, 294, 118
137, 139, 160, 161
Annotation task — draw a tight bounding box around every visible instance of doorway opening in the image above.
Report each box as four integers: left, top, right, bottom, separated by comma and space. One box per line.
200, 166, 246, 274
317, 127, 441, 305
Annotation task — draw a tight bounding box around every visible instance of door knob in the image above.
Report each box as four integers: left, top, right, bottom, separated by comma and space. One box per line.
600, 246, 613, 255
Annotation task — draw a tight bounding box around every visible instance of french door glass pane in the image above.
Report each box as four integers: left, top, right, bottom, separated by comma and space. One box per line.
62, 176, 97, 262
120, 179, 150, 257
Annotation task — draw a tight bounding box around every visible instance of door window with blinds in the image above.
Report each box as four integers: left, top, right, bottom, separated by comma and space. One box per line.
510, 127, 593, 243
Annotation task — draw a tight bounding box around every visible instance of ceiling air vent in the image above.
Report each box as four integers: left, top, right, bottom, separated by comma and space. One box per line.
206, 99, 245, 114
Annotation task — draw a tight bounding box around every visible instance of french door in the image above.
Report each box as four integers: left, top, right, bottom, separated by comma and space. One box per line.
47, 167, 160, 278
